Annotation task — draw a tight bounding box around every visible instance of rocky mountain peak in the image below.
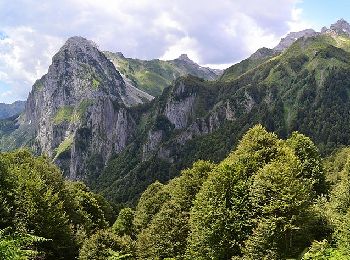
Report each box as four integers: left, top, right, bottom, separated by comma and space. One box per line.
176, 54, 194, 63
273, 29, 318, 51
114, 51, 125, 58
322, 18, 350, 36
52, 36, 107, 69
22, 35, 154, 179
64, 36, 97, 47
250, 47, 279, 60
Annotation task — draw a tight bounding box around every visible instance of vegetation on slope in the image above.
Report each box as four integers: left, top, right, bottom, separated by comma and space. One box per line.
81, 125, 350, 259
104, 52, 220, 96
92, 34, 350, 209
0, 150, 113, 259
2, 126, 350, 259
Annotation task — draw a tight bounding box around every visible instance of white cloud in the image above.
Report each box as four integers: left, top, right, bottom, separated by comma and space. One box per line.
0, 26, 63, 101
0, 0, 307, 102
288, 5, 313, 32
161, 36, 200, 62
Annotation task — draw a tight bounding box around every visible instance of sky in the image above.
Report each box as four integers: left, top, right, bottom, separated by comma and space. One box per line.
0, 0, 348, 103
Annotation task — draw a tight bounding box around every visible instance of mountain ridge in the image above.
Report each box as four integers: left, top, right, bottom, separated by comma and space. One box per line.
104, 51, 222, 96
0, 100, 26, 119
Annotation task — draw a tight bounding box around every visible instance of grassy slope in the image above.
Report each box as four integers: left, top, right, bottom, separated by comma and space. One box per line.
104, 52, 220, 96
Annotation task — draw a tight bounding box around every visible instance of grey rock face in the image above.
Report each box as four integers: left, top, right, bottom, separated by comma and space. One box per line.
23, 36, 144, 179
321, 19, 350, 36
250, 47, 279, 60
165, 94, 195, 130
170, 54, 223, 80
142, 130, 164, 161
274, 29, 318, 51
273, 19, 350, 53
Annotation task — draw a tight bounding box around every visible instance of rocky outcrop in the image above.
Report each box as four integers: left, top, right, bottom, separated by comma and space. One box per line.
273, 19, 350, 53
5, 36, 223, 181
23, 36, 149, 179
142, 130, 164, 161
274, 29, 318, 51
321, 19, 350, 36
250, 47, 279, 60
170, 54, 222, 80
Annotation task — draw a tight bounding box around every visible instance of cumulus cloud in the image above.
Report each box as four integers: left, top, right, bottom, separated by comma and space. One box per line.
0, 0, 306, 102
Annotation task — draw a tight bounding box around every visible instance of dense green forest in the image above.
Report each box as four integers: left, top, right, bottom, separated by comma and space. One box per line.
2, 125, 350, 259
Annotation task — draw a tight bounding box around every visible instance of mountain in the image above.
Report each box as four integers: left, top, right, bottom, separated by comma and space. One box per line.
273, 29, 318, 51
93, 20, 350, 206
1, 36, 153, 178
220, 47, 280, 81
322, 18, 350, 36
104, 51, 222, 96
0, 100, 25, 119
2, 20, 350, 208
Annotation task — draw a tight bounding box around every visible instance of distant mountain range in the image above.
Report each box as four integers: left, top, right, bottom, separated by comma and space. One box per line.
104, 51, 222, 96
2, 19, 350, 208
0, 101, 25, 119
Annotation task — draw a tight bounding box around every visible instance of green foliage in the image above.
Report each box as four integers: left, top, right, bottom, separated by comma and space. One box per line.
313, 150, 350, 257
220, 47, 278, 82
105, 126, 327, 259
79, 229, 134, 260
92, 77, 100, 89
133, 181, 170, 232
135, 161, 215, 259
112, 208, 134, 237
0, 149, 113, 259
53, 106, 74, 124
186, 125, 325, 259
54, 134, 73, 159
63, 181, 111, 245
0, 229, 47, 260
302, 240, 346, 260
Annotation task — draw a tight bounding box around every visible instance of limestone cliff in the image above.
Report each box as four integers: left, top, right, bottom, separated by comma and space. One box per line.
24, 36, 152, 178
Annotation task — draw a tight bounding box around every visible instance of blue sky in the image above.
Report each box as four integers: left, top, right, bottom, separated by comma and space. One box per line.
298, 0, 350, 30
0, 0, 348, 103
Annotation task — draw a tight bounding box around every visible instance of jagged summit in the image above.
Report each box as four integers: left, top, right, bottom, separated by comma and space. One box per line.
52, 36, 103, 66
250, 47, 279, 60
273, 19, 350, 52
274, 29, 318, 51
321, 18, 350, 36
176, 54, 193, 62
63, 36, 99, 48
114, 51, 125, 58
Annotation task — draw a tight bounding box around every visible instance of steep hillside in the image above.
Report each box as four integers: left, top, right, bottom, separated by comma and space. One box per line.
104, 52, 222, 96
220, 47, 280, 82
94, 27, 350, 207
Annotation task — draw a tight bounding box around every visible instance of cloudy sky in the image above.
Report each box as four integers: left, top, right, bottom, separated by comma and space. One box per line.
0, 0, 349, 103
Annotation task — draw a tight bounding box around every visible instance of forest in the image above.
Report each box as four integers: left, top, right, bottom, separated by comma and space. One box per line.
2, 125, 350, 259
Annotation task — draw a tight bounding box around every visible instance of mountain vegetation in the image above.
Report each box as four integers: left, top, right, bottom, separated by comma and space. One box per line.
0, 150, 113, 259
104, 52, 222, 96
2, 125, 350, 259
2, 19, 350, 259
93, 29, 350, 210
